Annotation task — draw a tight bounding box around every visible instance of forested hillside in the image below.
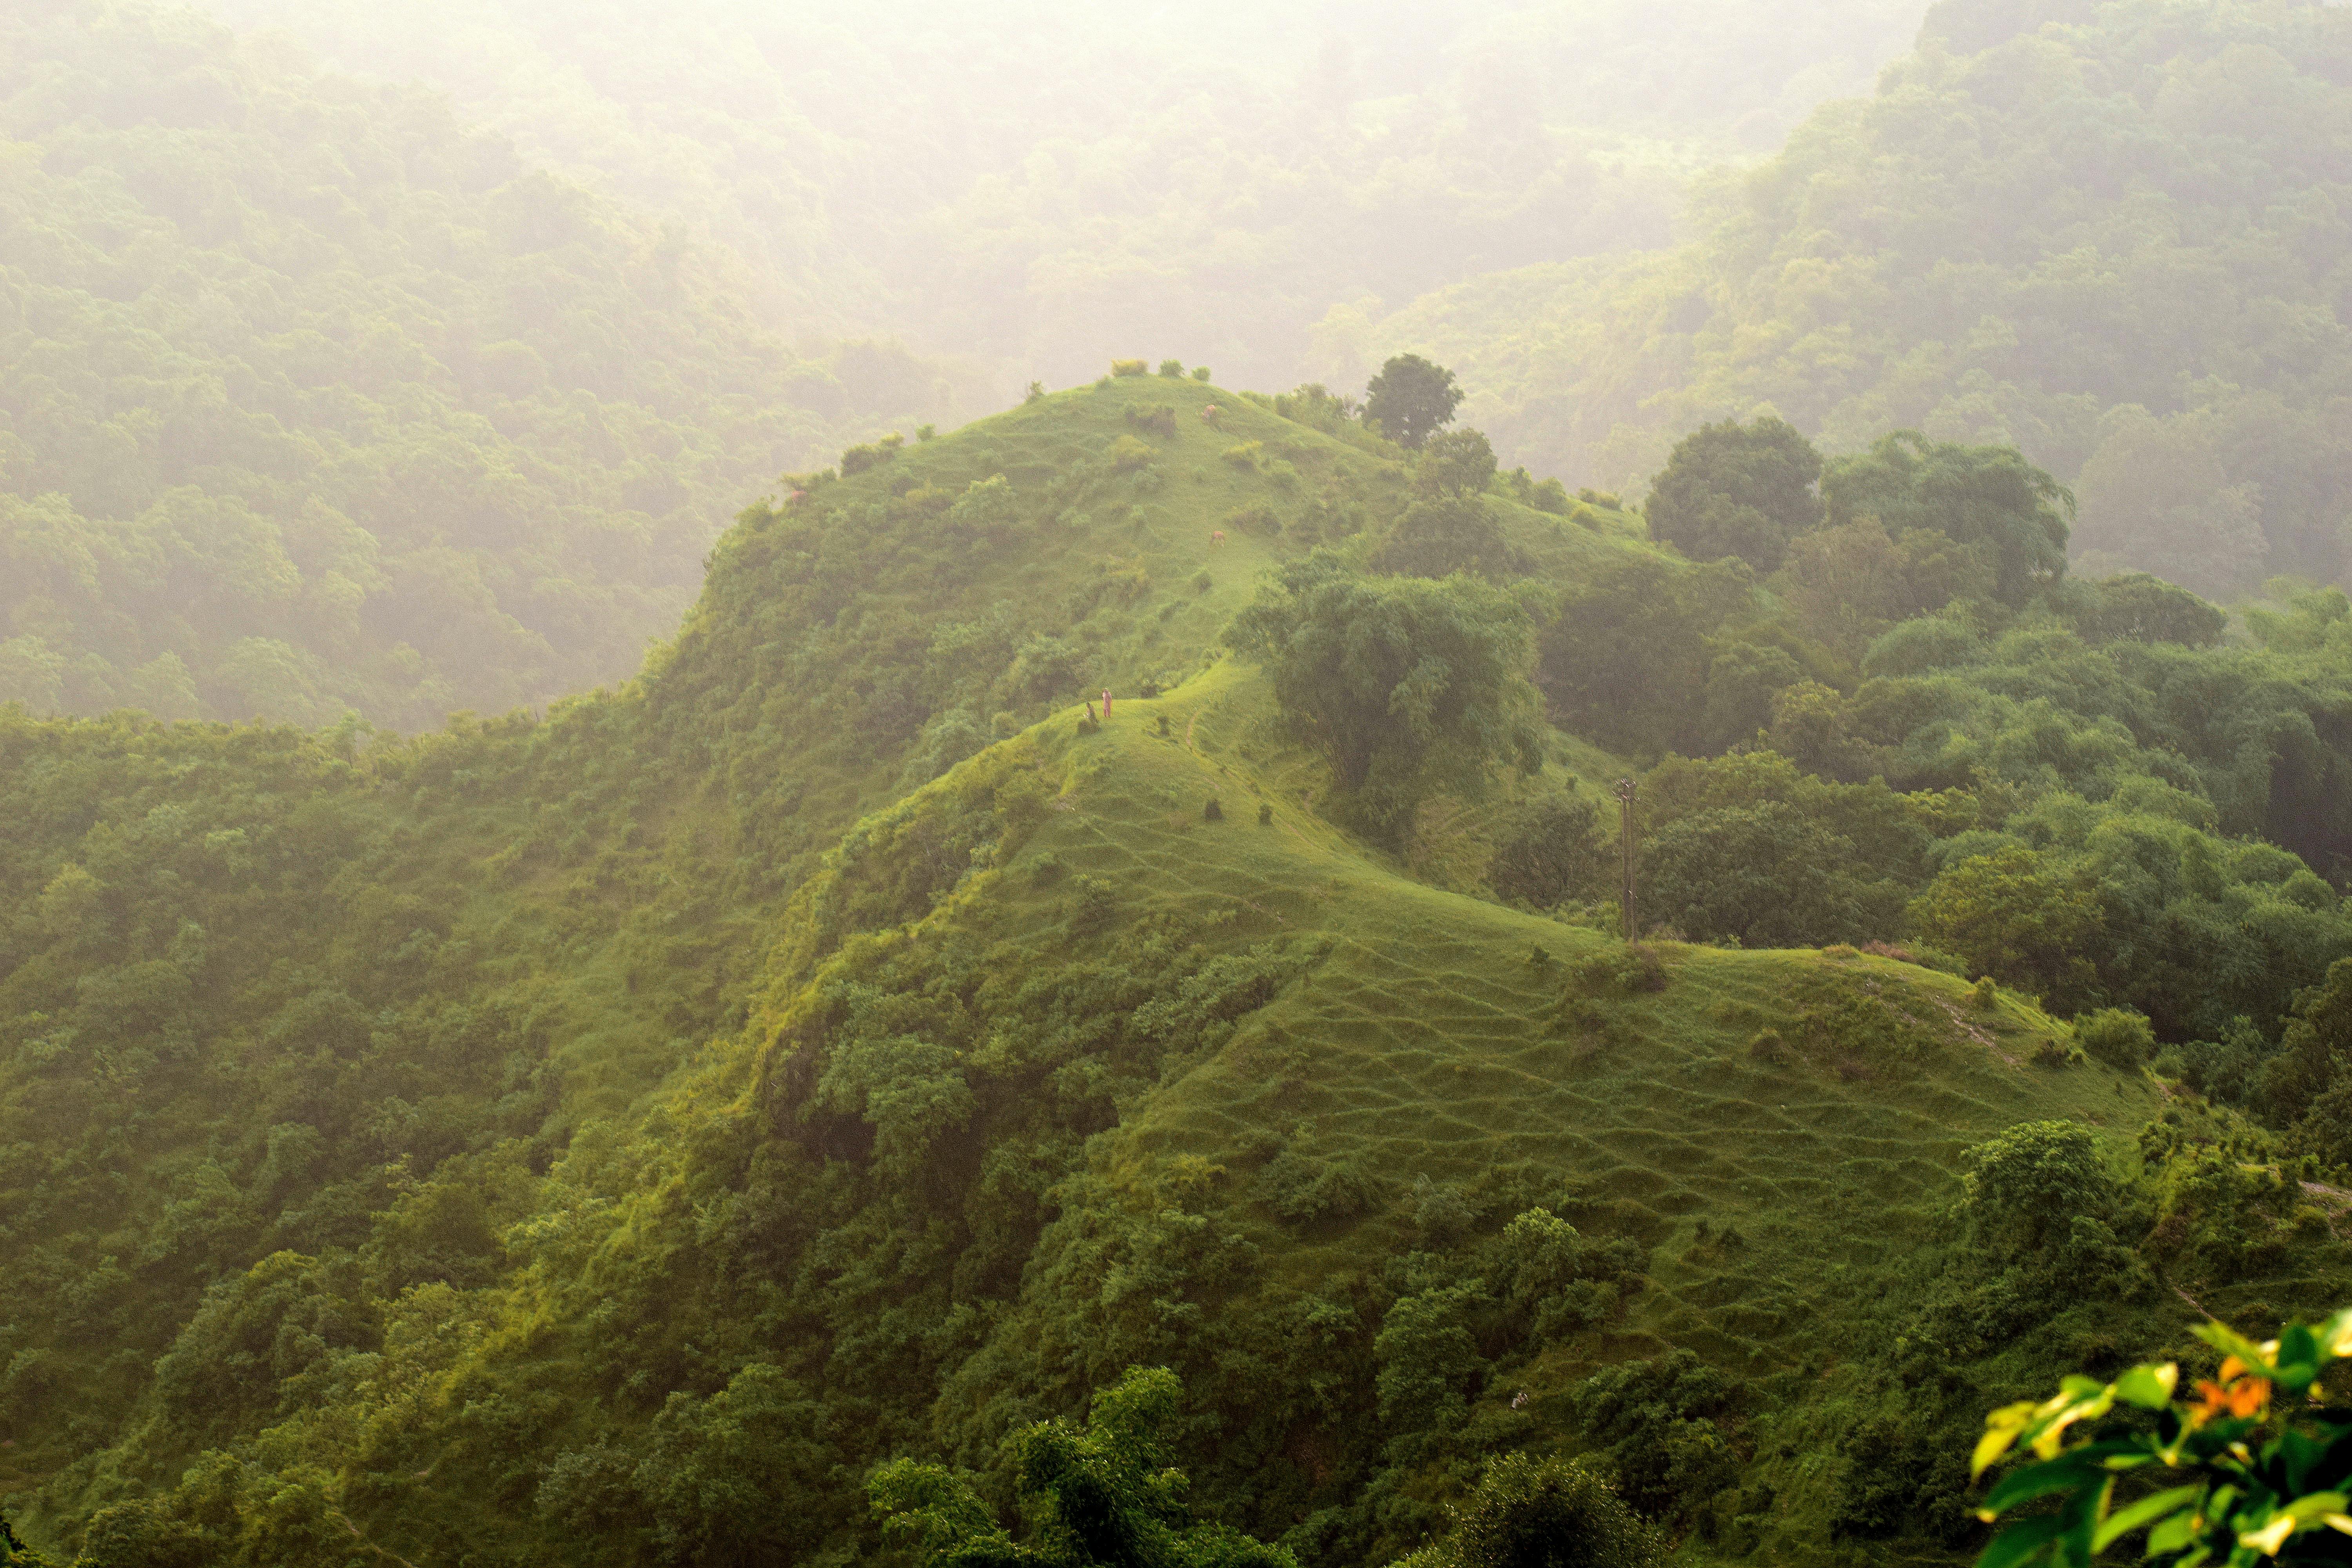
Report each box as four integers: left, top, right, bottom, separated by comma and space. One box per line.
185, 0, 1927, 394
6, 372, 2352, 1566
0, 2, 962, 729
1335, 0, 2352, 598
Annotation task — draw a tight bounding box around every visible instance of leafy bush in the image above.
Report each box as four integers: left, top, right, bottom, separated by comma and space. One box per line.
1572, 945, 1666, 995
1260, 1137, 1378, 1224
2074, 1007, 2154, 1069
1223, 441, 1265, 468
1111, 358, 1149, 377
1571, 1350, 1741, 1521
1158, 359, 1186, 377
869, 1366, 1294, 1567
1959, 1121, 2118, 1261
1971, 1309, 2352, 1568
1376, 1282, 1491, 1445
1394, 1454, 1662, 1568
1125, 403, 1179, 437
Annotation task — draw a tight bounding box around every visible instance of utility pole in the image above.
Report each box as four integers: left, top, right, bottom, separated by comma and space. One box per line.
1615, 777, 1637, 942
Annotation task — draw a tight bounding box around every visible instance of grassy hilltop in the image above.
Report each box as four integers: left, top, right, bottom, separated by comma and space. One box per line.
3, 371, 2345, 1566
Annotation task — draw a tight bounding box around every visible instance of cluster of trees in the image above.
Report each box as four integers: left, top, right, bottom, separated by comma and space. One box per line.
0, 2, 957, 728
1225, 392, 2352, 1147
1551, 418, 2352, 1047
1350, 0, 2352, 597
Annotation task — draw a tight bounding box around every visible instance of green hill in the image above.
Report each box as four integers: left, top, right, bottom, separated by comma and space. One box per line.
0, 0, 965, 731
4, 374, 2350, 1566
1322, 0, 2352, 600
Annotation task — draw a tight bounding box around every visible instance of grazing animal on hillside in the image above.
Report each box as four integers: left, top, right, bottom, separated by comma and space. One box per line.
1210, 530, 1226, 546
1200, 404, 1221, 424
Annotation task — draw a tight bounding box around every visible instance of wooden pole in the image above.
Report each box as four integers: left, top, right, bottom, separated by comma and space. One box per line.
1615, 777, 1637, 941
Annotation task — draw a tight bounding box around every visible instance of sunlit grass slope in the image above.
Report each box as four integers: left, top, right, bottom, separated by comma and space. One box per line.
717, 660, 2173, 1559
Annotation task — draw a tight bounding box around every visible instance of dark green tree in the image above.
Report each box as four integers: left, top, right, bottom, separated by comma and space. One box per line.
1395, 1454, 1662, 1568
1365, 354, 1465, 450
1958, 1120, 2117, 1259
2076, 572, 2226, 648
1643, 416, 1823, 572
1374, 497, 1525, 580
1, 1514, 58, 1568
1490, 797, 1608, 909
866, 1366, 1294, 1568
1416, 429, 1499, 497
1535, 559, 1753, 757
1821, 434, 2072, 607
1642, 801, 1905, 947
1227, 555, 1544, 841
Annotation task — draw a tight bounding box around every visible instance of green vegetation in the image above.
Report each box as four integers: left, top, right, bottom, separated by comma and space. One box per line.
1351, 0, 2352, 597
0, 2, 955, 728
1972, 1308, 2352, 1568
1394, 1454, 1659, 1568
1365, 356, 1467, 452
190, 0, 1934, 398
870, 1366, 1294, 1568
4, 371, 2351, 1568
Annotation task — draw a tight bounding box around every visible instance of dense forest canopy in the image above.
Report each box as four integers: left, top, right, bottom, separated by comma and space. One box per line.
1341, 0, 2352, 598
0, 1, 964, 728
11, 0, 2352, 1564
4, 366, 2352, 1567
185, 0, 1927, 396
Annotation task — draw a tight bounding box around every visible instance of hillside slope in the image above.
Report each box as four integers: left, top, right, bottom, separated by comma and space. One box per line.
0, 0, 965, 731
4, 377, 2344, 1567
1323, 0, 2352, 598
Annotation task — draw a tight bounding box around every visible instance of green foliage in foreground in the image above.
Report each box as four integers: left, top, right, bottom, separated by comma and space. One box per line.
1972, 1308, 2352, 1568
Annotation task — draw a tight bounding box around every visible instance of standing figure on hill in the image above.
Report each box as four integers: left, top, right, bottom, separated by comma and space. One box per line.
1102, 689, 1112, 717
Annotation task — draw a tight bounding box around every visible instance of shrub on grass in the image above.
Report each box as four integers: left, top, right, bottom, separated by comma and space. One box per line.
1158, 359, 1186, 377
1203, 797, 1223, 821
1573, 945, 1666, 995
2074, 1006, 2154, 1068
1111, 358, 1149, 377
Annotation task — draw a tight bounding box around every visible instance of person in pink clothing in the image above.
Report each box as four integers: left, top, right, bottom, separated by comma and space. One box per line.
1102, 689, 1112, 717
